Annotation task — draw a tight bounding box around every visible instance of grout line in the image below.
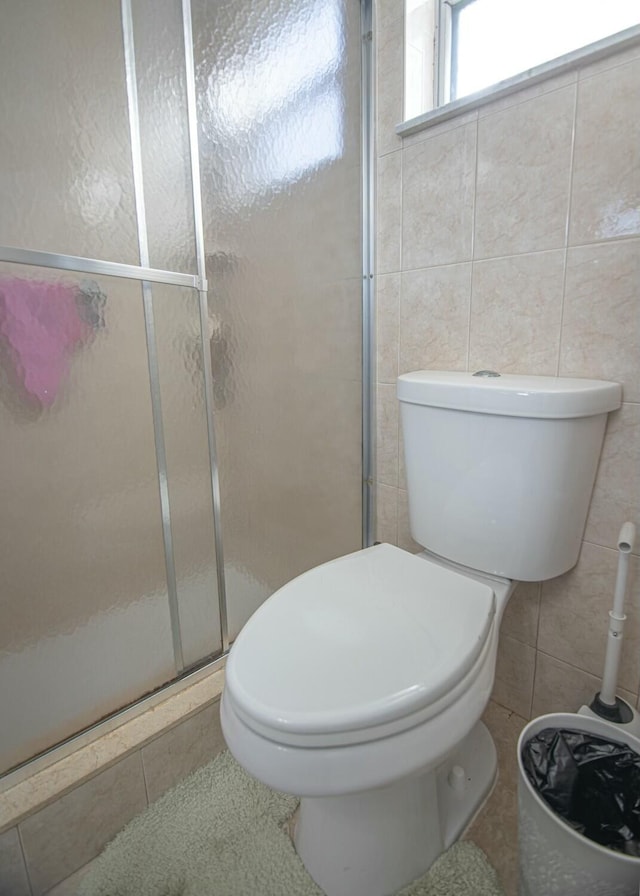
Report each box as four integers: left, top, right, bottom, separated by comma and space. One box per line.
380, 232, 640, 278
393, 484, 400, 547
529, 585, 544, 719
555, 80, 580, 375
490, 698, 529, 725
139, 747, 150, 808
467, 114, 480, 369
582, 536, 640, 556
397, 142, 403, 302
16, 824, 34, 896
400, 110, 480, 148
577, 45, 640, 82
395, 280, 403, 380
533, 646, 640, 696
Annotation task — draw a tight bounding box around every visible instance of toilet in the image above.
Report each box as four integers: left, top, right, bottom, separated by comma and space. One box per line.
221, 370, 621, 896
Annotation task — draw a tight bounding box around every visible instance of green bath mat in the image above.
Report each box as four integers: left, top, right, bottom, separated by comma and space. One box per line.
78, 751, 505, 896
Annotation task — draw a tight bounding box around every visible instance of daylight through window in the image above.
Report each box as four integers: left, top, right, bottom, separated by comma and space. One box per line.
405, 0, 640, 121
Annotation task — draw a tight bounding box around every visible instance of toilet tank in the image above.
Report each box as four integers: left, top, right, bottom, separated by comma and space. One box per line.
397, 371, 621, 582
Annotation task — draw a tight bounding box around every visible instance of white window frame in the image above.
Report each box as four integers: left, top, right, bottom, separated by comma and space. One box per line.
435, 0, 640, 109
435, 0, 471, 108
399, 4, 640, 138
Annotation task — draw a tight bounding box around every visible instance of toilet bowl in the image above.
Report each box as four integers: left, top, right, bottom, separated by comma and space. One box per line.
222, 543, 515, 896
221, 371, 622, 896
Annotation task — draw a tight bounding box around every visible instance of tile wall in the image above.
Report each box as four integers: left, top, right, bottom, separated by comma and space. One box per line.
0, 700, 226, 896
375, 0, 640, 720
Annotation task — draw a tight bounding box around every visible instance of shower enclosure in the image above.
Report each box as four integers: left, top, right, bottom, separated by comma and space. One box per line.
0, 0, 370, 776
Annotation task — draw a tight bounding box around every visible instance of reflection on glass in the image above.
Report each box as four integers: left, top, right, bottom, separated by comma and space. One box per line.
213, 0, 342, 131
198, 0, 346, 204
194, 0, 363, 637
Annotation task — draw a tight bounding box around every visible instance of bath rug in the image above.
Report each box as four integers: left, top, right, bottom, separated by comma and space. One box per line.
77, 750, 504, 896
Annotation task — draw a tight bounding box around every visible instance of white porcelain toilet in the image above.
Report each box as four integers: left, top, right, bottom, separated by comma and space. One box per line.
221, 371, 621, 896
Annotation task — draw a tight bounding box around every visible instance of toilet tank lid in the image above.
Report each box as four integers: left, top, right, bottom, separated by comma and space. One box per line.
397, 371, 621, 419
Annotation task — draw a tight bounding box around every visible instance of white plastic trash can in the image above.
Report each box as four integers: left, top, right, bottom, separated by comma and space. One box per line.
518, 712, 640, 896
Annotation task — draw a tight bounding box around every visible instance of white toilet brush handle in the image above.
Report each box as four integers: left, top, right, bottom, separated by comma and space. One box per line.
613, 522, 635, 616
599, 522, 636, 707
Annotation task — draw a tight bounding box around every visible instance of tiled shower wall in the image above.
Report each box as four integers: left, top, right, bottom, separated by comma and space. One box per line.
374, 0, 640, 719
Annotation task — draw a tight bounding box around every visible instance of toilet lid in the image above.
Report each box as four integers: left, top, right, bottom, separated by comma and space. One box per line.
226, 543, 495, 740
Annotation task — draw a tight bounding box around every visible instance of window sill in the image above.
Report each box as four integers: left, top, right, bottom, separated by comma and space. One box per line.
397, 25, 640, 139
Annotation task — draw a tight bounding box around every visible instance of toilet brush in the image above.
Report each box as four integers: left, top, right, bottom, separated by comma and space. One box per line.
579, 521, 640, 734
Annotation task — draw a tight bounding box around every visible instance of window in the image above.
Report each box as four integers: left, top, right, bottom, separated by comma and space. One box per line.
404, 0, 640, 124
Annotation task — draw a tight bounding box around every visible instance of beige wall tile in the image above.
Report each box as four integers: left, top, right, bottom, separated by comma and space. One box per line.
402, 123, 476, 269
475, 87, 575, 258
376, 150, 402, 274
492, 634, 535, 719
376, 274, 400, 383
0, 668, 225, 835
376, 273, 400, 383
399, 264, 471, 374
398, 415, 407, 490
375, 483, 398, 545
538, 543, 640, 694
141, 702, 225, 805
402, 108, 478, 148
559, 240, 640, 401
569, 58, 640, 245
585, 402, 640, 552
19, 752, 147, 896
477, 72, 577, 120
397, 488, 422, 553
501, 583, 541, 648
469, 251, 564, 375
376, 384, 399, 487
375, 0, 404, 158
0, 827, 30, 896
577, 40, 640, 80
44, 859, 97, 896
531, 652, 636, 717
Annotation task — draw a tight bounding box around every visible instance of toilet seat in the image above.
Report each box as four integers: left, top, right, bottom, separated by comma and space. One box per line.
225, 544, 496, 748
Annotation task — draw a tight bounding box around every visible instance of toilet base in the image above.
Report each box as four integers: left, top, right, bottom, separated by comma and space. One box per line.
294, 721, 497, 896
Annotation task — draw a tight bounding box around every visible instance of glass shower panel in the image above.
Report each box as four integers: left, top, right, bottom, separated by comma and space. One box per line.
130, 0, 198, 274
0, 264, 176, 774
152, 285, 222, 667
193, 0, 363, 637
0, 2, 139, 265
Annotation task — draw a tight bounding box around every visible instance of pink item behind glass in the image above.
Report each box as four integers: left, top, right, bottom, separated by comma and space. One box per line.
0, 277, 91, 407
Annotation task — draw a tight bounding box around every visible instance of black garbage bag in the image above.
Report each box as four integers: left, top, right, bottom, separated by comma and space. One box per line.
522, 727, 640, 857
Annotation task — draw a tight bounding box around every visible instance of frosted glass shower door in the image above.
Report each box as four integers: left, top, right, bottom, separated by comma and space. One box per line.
0, 0, 366, 775
0, 266, 222, 772
194, 0, 364, 637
